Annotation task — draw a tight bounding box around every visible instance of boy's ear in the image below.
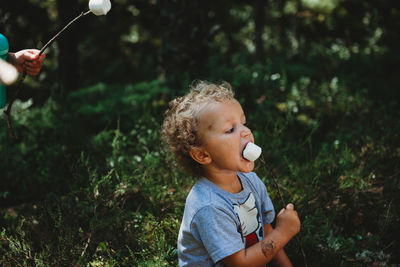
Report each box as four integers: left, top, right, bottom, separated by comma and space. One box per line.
189, 147, 211, 165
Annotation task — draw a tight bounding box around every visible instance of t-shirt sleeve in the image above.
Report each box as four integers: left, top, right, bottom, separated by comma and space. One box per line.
260, 187, 275, 225
191, 205, 244, 264
250, 172, 276, 225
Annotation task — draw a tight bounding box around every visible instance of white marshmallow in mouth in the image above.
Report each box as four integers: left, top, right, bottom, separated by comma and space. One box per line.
242, 142, 262, 162
89, 0, 111, 16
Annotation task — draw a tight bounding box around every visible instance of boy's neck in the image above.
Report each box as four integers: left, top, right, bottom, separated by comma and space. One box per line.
204, 170, 243, 194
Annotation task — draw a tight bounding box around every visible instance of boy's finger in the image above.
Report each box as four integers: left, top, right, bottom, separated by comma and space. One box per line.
277, 208, 285, 216
286, 203, 294, 210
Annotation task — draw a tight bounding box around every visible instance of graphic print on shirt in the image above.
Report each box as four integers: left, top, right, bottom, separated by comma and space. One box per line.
233, 192, 262, 248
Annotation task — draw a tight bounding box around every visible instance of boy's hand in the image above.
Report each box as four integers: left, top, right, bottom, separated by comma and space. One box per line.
10, 49, 46, 76
275, 203, 301, 241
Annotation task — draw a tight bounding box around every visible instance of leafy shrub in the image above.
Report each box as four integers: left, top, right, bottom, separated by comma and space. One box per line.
1, 71, 399, 266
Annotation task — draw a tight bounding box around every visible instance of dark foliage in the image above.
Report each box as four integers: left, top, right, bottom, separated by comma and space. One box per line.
1, 0, 399, 265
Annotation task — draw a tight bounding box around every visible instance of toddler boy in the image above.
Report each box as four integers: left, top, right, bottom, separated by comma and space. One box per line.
162, 81, 300, 266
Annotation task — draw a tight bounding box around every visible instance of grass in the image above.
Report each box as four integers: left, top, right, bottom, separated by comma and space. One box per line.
1, 76, 399, 266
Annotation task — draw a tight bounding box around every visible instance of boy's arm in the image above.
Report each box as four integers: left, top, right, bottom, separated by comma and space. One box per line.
264, 224, 293, 267
221, 204, 300, 267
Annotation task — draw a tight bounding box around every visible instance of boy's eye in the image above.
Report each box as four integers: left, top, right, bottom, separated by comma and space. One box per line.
226, 127, 234, 134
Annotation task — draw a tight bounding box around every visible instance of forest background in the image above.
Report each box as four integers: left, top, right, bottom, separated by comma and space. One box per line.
1, 0, 399, 266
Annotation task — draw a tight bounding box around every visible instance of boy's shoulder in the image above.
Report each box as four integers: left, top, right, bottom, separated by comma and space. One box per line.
186, 177, 220, 205
183, 177, 224, 220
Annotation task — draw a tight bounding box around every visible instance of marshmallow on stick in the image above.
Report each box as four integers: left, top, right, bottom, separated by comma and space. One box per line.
243, 142, 262, 162
89, 0, 111, 16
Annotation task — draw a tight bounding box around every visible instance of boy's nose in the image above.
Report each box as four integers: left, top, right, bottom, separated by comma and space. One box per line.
240, 126, 251, 137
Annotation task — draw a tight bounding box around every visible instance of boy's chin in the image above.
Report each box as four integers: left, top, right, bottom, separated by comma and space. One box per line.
240, 161, 255, 173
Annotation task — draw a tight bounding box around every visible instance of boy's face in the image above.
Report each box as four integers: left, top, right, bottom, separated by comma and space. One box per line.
196, 99, 255, 174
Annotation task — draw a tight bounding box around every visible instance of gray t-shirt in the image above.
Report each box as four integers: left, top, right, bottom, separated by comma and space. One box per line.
178, 171, 275, 267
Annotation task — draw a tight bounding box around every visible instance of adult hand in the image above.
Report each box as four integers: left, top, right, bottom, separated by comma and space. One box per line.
9, 49, 46, 76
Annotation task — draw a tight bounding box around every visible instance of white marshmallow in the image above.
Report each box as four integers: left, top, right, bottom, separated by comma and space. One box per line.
243, 142, 262, 162
0, 58, 18, 86
89, 0, 111, 16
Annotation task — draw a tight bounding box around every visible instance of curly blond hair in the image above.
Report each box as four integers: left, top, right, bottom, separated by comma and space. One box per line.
161, 80, 235, 177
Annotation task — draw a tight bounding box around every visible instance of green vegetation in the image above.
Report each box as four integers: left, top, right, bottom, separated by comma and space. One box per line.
1, 0, 399, 266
